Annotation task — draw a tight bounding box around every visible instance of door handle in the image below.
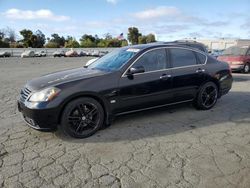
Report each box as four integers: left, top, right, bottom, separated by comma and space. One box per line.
196, 68, 205, 73
160, 74, 171, 79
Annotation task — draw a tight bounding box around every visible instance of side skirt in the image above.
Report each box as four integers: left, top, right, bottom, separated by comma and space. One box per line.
115, 99, 193, 116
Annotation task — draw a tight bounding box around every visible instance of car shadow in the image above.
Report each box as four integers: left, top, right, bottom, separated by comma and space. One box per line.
55, 91, 250, 143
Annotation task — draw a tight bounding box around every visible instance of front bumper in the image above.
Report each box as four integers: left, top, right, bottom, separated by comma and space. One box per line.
17, 100, 59, 130
230, 64, 244, 71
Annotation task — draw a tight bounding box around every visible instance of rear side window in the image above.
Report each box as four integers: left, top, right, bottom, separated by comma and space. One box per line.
170, 48, 197, 68
132, 48, 167, 72
196, 52, 207, 64
247, 49, 250, 56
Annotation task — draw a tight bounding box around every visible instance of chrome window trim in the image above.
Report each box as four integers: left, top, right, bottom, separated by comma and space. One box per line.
121, 46, 208, 77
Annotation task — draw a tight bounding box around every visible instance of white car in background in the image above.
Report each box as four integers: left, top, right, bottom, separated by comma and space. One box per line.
21, 50, 35, 58
91, 50, 100, 57
65, 49, 78, 57
53, 50, 65, 57
35, 50, 46, 57
0, 51, 11, 57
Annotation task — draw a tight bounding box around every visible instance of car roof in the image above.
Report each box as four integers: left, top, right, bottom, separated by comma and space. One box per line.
122, 42, 207, 53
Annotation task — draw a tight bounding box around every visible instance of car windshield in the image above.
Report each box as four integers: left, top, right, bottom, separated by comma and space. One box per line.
88, 48, 138, 72
222, 46, 248, 56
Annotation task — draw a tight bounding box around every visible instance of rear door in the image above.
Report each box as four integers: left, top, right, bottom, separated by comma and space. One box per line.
168, 47, 207, 102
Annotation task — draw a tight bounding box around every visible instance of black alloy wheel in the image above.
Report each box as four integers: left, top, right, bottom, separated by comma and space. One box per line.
195, 82, 218, 110
61, 97, 104, 138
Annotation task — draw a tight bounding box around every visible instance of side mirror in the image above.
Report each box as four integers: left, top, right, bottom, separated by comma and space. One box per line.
127, 66, 145, 75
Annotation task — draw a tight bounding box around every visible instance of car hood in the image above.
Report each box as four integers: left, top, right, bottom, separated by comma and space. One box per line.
26, 67, 108, 91
217, 55, 244, 62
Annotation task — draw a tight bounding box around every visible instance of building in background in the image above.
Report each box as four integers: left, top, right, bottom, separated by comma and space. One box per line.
195, 39, 250, 50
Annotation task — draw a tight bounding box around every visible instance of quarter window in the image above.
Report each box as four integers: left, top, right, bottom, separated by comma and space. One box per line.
247, 49, 250, 56
131, 49, 167, 72
170, 48, 197, 68
196, 52, 206, 64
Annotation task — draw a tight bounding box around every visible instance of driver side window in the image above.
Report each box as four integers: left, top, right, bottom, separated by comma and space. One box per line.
131, 49, 167, 72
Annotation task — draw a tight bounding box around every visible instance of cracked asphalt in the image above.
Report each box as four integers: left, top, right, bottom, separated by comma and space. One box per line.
0, 57, 250, 188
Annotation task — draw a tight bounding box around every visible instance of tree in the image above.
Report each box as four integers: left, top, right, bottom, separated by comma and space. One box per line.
20, 29, 33, 47
104, 33, 112, 40
50, 34, 65, 47
138, 36, 147, 44
64, 38, 80, 48
0, 30, 5, 40
127, 27, 141, 45
146, 34, 156, 43
45, 42, 59, 48
80, 38, 96, 47
35, 30, 46, 47
80, 34, 95, 42
121, 40, 128, 47
5, 27, 16, 42
80, 34, 96, 47
97, 39, 107, 47
106, 39, 122, 47
0, 40, 9, 47
10, 43, 24, 48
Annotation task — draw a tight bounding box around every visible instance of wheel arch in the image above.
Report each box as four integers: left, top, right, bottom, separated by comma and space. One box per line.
57, 92, 111, 126
197, 77, 220, 98
209, 77, 220, 91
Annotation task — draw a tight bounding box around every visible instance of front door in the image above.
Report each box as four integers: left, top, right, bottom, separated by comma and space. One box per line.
116, 48, 173, 113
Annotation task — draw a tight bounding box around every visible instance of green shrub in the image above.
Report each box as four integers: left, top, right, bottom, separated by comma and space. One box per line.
45, 42, 60, 48
0, 40, 9, 47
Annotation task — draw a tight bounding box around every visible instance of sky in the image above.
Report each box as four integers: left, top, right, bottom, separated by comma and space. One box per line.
0, 0, 250, 41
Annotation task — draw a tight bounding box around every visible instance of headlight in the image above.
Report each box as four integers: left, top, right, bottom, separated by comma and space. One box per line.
231, 61, 243, 65
28, 87, 61, 102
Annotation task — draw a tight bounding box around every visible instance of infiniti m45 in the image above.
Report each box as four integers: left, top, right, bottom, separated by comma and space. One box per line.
18, 43, 233, 138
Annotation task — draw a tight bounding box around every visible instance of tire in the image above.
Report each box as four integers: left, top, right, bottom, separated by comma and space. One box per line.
243, 63, 250, 73
60, 97, 104, 138
194, 82, 218, 110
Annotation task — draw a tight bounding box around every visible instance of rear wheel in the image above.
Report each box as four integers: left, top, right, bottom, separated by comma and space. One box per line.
61, 97, 104, 138
194, 82, 218, 110
243, 63, 250, 73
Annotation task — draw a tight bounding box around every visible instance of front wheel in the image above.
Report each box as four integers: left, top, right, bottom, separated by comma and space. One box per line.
60, 97, 104, 138
243, 63, 250, 73
194, 82, 218, 110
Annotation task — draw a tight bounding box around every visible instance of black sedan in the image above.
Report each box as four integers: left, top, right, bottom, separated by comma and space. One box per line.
18, 43, 233, 138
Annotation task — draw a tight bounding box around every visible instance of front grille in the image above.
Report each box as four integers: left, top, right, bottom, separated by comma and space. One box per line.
20, 87, 32, 102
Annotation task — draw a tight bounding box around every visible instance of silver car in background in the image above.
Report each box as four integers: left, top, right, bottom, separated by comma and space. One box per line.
35, 50, 47, 57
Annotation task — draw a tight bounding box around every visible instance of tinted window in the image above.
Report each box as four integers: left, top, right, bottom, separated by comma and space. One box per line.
222, 46, 248, 56
247, 49, 250, 55
88, 48, 138, 72
132, 49, 167, 72
196, 52, 206, 64
170, 48, 197, 68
